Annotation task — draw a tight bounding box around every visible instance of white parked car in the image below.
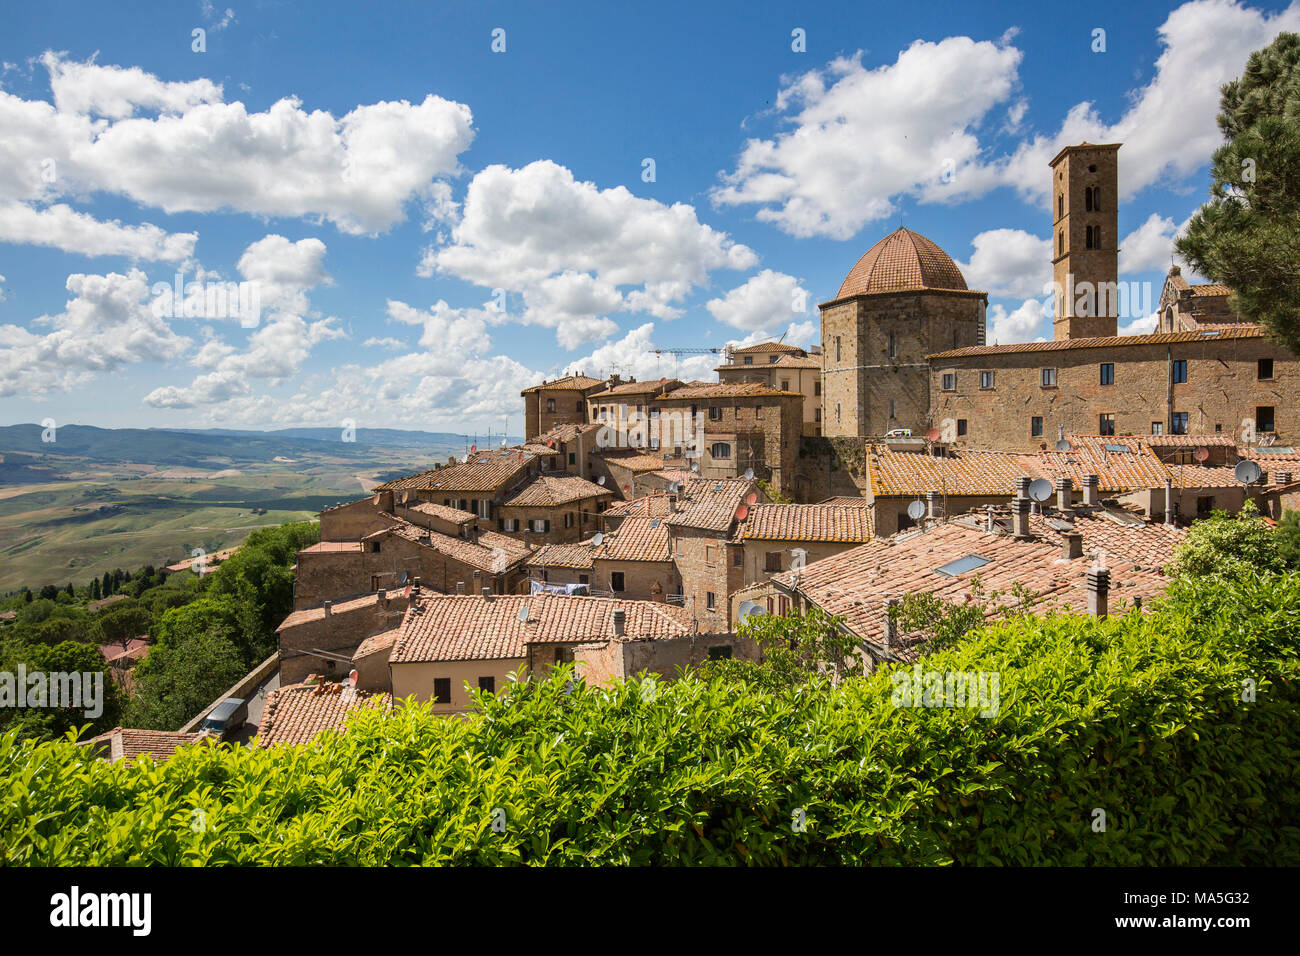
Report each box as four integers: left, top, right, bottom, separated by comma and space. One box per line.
884, 428, 912, 439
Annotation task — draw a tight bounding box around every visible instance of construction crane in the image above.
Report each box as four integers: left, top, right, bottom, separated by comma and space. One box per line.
647, 346, 724, 377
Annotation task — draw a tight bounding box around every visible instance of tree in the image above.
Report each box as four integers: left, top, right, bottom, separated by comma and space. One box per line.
1165, 500, 1282, 580
126, 628, 244, 731
1277, 510, 1300, 569
89, 578, 100, 601
708, 605, 868, 688
101, 572, 112, 597
1177, 33, 1300, 352
64, 583, 74, 598
38, 585, 58, 602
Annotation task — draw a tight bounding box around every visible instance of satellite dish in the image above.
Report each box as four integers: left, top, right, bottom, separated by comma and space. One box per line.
738, 600, 766, 623
346, 669, 358, 687
907, 499, 926, 521
1193, 446, 1210, 463
1028, 478, 1053, 502
623, 485, 631, 494
1234, 460, 1263, 485
1055, 439, 1073, 452
690, 460, 700, 472
743, 467, 755, 480
517, 604, 531, 623
470, 445, 477, 454
745, 492, 758, 506
597, 476, 606, 485
592, 532, 604, 546
399, 571, 408, 584
925, 427, 940, 442
668, 481, 681, 493
735, 504, 749, 521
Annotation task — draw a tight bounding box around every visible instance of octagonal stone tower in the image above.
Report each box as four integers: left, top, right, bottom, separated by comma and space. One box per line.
819, 227, 987, 437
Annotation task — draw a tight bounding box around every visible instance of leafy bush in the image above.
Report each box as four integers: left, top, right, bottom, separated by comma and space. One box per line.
1165, 500, 1283, 579
3, 572, 1298, 865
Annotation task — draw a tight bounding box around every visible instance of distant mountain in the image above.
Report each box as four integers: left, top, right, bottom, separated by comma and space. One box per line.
0, 423, 521, 471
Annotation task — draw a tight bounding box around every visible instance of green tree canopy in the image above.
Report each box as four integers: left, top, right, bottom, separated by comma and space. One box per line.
1177, 32, 1300, 352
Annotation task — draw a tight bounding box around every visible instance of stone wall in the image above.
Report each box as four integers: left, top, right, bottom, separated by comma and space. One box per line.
278, 593, 409, 687
794, 436, 871, 503
930, 336, 1296, 454
670, 528, 743, 633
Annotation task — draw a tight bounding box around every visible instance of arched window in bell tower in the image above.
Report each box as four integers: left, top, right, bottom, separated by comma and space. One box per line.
1058, 231, 1064, 256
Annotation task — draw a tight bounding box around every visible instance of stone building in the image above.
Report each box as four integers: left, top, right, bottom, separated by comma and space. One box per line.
927, 326, 1292, 453
1156, 266, 1244, 333
1050, 142, 1121, 340
819, 226, 988, 438
521, 373, 609, 438
734, 502, 875, 596
276, 589, 411, 686
648, 382, 803, 494
716, 342, 824, 435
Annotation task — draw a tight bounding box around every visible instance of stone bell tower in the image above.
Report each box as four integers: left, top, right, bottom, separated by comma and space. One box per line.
1051, 142, 1120, 340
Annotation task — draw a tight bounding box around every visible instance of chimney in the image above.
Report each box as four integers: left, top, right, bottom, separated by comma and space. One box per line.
376, 587, 387, 607
1055, 476, 1073, 512
883, 597, 899, 648
482, 587, 493, 602
669, 493, 678, 513
1062, 532, 1083, 561
323, 600, 332, 618
1164, 479, 1176, 526
412, 577, 422, 600
1015, 476, 1032, 500
1011, 497, 1032, 539
1133, 595, 1142, 611
1277, 471, 1294, 486
985, 505, 996, 533
612, 608, 626, 637
1087, 567, 1110, 619
925, 490, 941, 521
523, 529, 533, 550
1259, 470, 1269, 486
1082, 474, 1100, 508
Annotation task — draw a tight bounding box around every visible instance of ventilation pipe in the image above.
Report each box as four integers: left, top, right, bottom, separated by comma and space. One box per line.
1055, 476, 1073, 513
1087, 568, 1110, 619
1082, 474, 1100, 508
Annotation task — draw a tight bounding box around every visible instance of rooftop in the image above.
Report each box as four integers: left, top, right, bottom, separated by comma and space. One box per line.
740, 503, 875, 543
83, 727, 211, 765
929, 325, 1265, 359
665, 477, 759, 533
374, 449, 533, 493
257, 682, 390, 748
525, 542, 597, 570
503, 472, 611, 508
835, 227, 975, 300
521, 374, 607, 394
869, 448, 1041, 498
654, 381, 801, 400
389, 592, 696, 663
1038, 437, 1171, 493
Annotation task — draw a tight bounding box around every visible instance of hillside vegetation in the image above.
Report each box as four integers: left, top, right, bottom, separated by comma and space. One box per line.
3, 564, 1297, 865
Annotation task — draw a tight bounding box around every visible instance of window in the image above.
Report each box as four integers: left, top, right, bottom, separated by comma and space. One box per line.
710, 442, 732, 459
956, 419, 967, 437
814, 408, 822, 422
579, 574, 589, 585
769, 355, 779, 364
1085, 187, 1093, 212
1058, 231, 1064, 256
478, 676, 495, 694
942, 372, 956, 391
1171, 412, 1189, 435
979, 371, 995, 389
370, 541, 381, 553
765, 552, 783, 573
754, 404, 763, 419
1151, 422, 1164, 435
1031, 416, 1043, 437
433, 678, 451, 704
1172, 359, 1187, 384
610, 572, 625, 592
732, 548, 743, 568
568, 452, 576, 465
502, 518, 517, 532
564, 512, 574, 528
576, 400, 583, 412
1099, 413, 1115, 436
545, 398, 555, 413
888, 331, 897, 359
706, 592, 716, 610
743, 355, 753, 365
1257, 406, 1276, 432
1041, 367, 1058, 387
476, 499, 491, 519
889, 399, 896, 420
780, 379, 790, 391
707, 646, 732, 661
531, 518, 549, 533
836, 403, 841, 421
1085, 225, 1101, 249
1259, 358, 1274, 380
835, 336, 841, 363
709, 405, 722, 421
1058, 194, 1064, 218
1197, 496, 1216, 516
814, 381, 821, 396
1099, 363, 1114, 386
705, 546, 716, 566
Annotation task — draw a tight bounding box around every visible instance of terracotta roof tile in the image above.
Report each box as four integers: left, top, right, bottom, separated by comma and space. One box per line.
740, 503, 874, 543
521, 374, 606, 394
390, 593, 696, 663
656, 381, 800, 400
836, 227, 973, 299
257, 683, 391, 748
929, 325, 1265, 359
526, 542, 597, 570
587, 378, 683, 400
597, 515, 672, 562
603, 452, 672, 473
374, 449, 532, 493
405, 501, 478, 523
664, 477, 758, 533
84, 727, 211, 764
503, 472, 611, 507
869, 448, 1042, 498
1038, 437, 1170, 493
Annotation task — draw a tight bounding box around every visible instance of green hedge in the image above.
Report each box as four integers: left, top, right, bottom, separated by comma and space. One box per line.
2, 572, 1298, 865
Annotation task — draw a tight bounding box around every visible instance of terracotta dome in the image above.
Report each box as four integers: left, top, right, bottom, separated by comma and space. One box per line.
836, 227, 969, 298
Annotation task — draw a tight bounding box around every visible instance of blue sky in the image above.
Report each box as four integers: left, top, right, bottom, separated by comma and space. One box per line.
1, 0, 1297, 437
